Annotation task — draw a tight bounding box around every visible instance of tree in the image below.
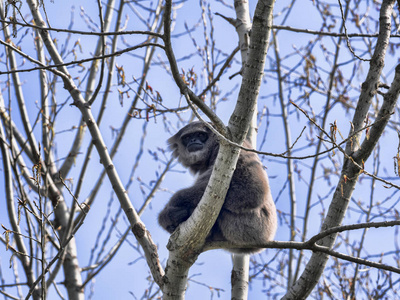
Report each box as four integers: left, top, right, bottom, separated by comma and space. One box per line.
1, 0, 400, 299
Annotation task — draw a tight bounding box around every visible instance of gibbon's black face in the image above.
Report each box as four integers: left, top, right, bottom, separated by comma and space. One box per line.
168, 122, 218, 174
181, 131, 209, 153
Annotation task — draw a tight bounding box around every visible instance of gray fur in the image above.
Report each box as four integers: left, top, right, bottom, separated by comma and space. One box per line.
158, 122, 277, 253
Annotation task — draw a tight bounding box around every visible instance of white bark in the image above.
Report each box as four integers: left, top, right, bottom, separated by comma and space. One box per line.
231, 2, 253, 299
231, 254, 250, 300
24, 0, 165, 296
234, 0, 252, 71
283, 1, 398, 298
59, 0, 115, 179
161, 0, 276, 298
0, 103, 39, 299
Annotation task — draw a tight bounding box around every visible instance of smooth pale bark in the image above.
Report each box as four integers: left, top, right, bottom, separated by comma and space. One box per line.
234, 0, 252, 67
228, 0, 275, 141
59, 0, 116, 179
25, 0, 165, 296
161, 0, 276, 299
283, 1, 398, 298
0, 107, 39, 299
231, 254, 250, 299
231, 1, 254, 299
162, 136, 240, 299
1, 1, 84, 298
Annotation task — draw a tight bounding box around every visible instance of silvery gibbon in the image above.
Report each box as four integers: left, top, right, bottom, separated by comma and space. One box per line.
158, 122, 277, 253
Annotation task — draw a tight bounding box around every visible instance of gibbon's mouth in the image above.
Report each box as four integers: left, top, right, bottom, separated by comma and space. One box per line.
187, 143, 203, 152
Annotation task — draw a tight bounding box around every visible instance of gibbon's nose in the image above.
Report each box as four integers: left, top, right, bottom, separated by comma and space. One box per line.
187, 142, 203, 152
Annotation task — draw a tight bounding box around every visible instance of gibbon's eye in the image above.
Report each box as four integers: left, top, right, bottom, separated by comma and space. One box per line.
181, 134, 191, 147
181, 132, 208, 152
197, 132, 208, 143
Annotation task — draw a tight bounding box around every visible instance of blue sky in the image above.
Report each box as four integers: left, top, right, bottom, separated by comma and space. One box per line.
1, 0, 400, 299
